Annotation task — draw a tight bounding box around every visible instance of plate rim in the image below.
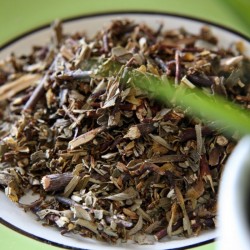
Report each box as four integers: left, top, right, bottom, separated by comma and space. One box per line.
1, 9, 246, 250
0, 10, 249, 51
0, 218, 215, 250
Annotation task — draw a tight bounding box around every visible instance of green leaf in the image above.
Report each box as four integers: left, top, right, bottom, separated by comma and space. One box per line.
130, 69, 250, 137
219, 0, 250, 36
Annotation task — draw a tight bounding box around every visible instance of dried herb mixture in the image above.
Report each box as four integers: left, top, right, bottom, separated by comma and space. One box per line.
0, 19, 250, 244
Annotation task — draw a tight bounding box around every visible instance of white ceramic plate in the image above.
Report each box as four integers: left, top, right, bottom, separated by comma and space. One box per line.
0, 11, 249, 250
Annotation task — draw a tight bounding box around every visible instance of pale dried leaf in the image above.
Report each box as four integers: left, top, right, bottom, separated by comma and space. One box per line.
186, 179, 205, 208
124, 125, 141, 140
175, 186, 192, 236
104, 187, 137, 201
93, 209, 104, 220
69, 126, 105, 149
149, 134, 172, 149
167, 202, 178, 237
73, 204, 92, 221
0, 74, 41, 101
148, 154, 186, 163
221, 55, 243, 67
134, 234, 155, 245
75, 219, 98, 234
74, 41, 91, 67
128, 215, 143, 236
136, 207, 152, 222
103, 227, 119, 237
55, 216, 70, 227
63, 175, 81, 197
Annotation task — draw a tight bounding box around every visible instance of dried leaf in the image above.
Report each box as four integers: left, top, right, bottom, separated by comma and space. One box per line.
149, 134, 172, 149
104, 187, 137, 201
186, 179, 205, 208
124, 125, 141, 140
73, 205, 92, 221
63, 175, 81, 197
208, 146, 222, 166
74, 41, 91, 67
200, 155, 215, 192
167, 202, 178, 237
5, 181, 19, 202
128, 215, 143, 236
148, 154, 186, 163
134, 234, 155, 245
69, 126, 105, 149
175, 186, 192, 236
136, 207, 152, 222
93, 209, 104, 220
0, 74, 41, 101
75, 219, 98, 234
55, 216, 70, 227
221, 55, 243, 67
123, 208, 138, 220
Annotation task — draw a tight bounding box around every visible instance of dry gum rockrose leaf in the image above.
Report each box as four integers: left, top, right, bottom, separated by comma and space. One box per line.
0, 19, 249, 244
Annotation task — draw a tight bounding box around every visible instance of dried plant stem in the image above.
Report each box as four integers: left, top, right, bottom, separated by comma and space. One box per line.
155, 57, 168, 73
23, 57, 58, 112
23, 74, 49, 112
41, 172, 73, 192
175, 50, 181, 85
56, 70, 92, 81
55, 196, 76, 206
103, 32, 109, 53
154, 228, 168, 240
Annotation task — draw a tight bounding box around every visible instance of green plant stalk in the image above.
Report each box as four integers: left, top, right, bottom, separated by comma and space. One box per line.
130, 69, 250, 137
220, 0, 250, 36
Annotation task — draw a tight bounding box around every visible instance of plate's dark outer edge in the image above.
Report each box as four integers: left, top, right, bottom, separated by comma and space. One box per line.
0, 218, 214, 250
1, 9, 247, 250
0, 10, 249, 50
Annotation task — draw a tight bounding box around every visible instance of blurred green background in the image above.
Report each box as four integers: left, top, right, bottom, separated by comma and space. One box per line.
0, 0, 249, 250
0, 0, 250, 46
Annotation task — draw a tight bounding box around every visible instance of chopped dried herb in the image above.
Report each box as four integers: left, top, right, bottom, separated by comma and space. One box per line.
0, 19, 249, 244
